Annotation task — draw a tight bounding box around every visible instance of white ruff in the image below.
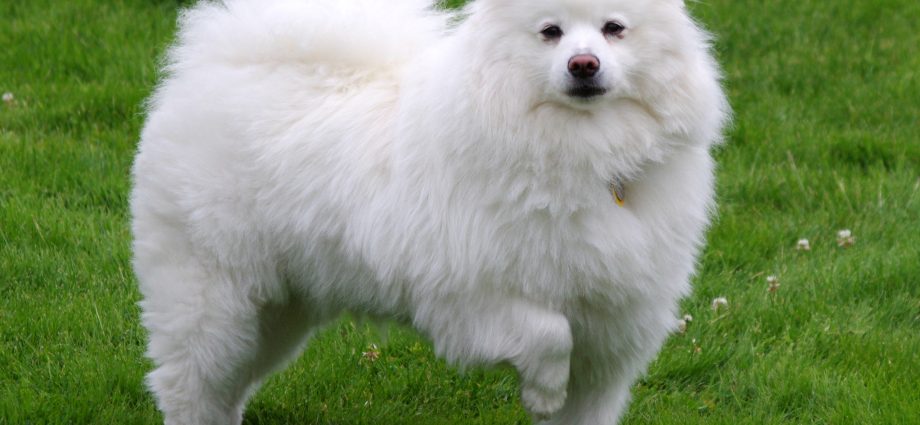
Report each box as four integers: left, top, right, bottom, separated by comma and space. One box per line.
132, 0, 729, 423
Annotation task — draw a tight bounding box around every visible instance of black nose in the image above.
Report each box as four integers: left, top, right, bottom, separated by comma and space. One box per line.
568, 54, 600, 78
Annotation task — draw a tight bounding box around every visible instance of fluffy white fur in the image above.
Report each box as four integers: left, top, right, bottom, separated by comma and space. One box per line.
131, 0, 728, 423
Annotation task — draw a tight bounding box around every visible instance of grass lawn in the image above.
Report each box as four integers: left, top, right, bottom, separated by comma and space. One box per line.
1, 0, 918, 423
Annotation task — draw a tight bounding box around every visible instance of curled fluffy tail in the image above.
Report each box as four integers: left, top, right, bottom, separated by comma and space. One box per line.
166, 0, 451, 73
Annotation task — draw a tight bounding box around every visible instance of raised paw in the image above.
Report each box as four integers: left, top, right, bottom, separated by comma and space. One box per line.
521, 382, 567, 422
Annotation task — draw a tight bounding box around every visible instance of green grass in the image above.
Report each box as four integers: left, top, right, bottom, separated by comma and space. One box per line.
1, 0, 918, 423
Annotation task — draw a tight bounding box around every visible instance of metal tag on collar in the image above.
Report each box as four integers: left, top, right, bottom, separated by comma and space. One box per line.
609, 179, 625, 206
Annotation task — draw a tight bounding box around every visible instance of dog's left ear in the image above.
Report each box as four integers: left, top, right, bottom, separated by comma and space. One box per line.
663, 0, 687, 10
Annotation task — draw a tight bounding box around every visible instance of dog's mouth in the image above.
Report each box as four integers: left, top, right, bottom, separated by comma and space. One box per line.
567, 84, 608, 99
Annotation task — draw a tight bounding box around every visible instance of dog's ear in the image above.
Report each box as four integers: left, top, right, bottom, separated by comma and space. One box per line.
661, 0, 687, 10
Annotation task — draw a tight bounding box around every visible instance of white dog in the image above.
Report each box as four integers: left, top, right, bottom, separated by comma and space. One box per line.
131, 0, 728, 423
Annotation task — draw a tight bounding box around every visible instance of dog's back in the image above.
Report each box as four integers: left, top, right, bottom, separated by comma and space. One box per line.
132, 2, 452, 424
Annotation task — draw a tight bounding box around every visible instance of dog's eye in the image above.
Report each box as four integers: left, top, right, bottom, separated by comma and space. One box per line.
540, 25, 563, 40
602, 21, 626, 37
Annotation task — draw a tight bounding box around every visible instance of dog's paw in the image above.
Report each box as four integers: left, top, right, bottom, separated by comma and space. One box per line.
521, 383, 566, 422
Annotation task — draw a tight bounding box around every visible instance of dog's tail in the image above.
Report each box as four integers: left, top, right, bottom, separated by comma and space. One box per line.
164, 0, 451, 74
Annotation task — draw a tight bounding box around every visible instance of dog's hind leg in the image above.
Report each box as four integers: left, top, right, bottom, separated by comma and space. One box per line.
139, 260, 318, 425
413, 297, 573, 421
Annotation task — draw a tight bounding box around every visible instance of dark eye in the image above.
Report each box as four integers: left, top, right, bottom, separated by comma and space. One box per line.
540, 25, 563, 40
602, 21, 626, 37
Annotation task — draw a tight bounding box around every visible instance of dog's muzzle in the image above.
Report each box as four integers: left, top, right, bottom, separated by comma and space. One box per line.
567, 54, 606, 99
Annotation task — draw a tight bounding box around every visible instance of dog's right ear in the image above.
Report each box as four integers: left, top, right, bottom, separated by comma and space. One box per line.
657, 0, 685, 7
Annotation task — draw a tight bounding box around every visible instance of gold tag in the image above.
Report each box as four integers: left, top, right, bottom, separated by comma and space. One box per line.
610, 179, 625, 206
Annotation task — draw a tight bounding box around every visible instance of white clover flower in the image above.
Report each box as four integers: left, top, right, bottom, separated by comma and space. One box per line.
767, 275, 780, 293
361, 343, 380, 362
683, 314, 693, 322
836, 229, 855, 247
1, 92, 12, 104
691, 338, 702, 354
796, 238, 811, 251
677, 319, 687, 333
711, 297, 728, 311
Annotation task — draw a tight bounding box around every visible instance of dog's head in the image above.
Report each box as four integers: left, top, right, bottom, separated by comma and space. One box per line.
466, 0, 702, 111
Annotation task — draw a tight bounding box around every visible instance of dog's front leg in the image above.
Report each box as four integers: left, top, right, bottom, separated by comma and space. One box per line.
541, 302, 678, 425
413, 297, 572, 420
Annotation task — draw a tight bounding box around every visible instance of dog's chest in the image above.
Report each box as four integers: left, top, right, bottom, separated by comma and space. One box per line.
467, 201, 687, 302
